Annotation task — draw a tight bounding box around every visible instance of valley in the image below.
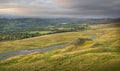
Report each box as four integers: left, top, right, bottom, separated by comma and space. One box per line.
0, 23, 119, 71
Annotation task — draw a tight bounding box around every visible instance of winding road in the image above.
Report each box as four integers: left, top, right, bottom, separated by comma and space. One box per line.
83, 30, 97, 40
0, 43, 67, 61
0, 31, 97, 61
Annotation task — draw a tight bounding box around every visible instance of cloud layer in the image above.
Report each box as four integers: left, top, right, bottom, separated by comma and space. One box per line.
0, 0, 120, 18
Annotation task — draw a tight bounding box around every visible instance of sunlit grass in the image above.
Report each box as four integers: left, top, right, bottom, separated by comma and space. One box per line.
0, 31, 91, 53
0, 23, 120, 71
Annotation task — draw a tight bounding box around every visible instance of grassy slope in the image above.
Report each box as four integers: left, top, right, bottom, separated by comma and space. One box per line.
0, 23, 120, 71
0, 30, 91, 53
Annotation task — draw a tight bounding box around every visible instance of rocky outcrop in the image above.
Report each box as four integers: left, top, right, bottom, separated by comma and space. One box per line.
70, 38, 92, 46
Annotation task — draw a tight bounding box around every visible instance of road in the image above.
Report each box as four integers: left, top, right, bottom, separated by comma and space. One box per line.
0, 43, 67, 61
0, 31, 97, 61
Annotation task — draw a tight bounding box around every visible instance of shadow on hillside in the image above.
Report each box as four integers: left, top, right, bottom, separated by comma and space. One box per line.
70, 38, 92, 46
114, 18, 120, 36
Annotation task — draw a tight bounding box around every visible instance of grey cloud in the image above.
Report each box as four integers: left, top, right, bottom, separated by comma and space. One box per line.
0, 0, 120, 18
54, 0, 120, 17
0, 0, 33, 3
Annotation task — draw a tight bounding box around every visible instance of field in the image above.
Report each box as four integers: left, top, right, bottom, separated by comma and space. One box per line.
0, 23, 120, 71
0, 30, 90, 53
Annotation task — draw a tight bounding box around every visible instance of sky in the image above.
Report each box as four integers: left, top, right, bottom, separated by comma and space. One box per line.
0, 0, 120, 18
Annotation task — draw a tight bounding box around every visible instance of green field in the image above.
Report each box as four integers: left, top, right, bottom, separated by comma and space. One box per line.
0, 23, 120, 71
29, 31, 52, 34
0, 30, 91, 53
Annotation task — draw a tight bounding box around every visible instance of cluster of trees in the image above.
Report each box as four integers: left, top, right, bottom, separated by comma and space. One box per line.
0, 32, 40, 41
0, 24, 89, 41
0, 18, 95, 41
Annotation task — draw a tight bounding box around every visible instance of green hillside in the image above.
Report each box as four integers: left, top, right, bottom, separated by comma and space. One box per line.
0, 23, 120, 71
0, 18, 115, 41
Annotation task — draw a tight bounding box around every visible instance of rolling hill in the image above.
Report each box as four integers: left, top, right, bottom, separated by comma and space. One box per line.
0, 23, 119, 71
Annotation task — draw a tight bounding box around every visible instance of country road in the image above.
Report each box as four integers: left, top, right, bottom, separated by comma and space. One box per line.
0, 31, 97, 61
0, 43, 67, 61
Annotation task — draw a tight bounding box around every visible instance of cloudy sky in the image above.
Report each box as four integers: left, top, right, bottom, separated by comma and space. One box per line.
0, 0, 120, 18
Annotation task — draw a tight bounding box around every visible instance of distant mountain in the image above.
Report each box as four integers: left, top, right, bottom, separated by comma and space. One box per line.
0, 14, 27, 18
0, 18, 119, 41
0, 18, 119, 32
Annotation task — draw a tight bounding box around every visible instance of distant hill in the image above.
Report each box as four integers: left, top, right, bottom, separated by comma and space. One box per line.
0, 18, 117, 32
